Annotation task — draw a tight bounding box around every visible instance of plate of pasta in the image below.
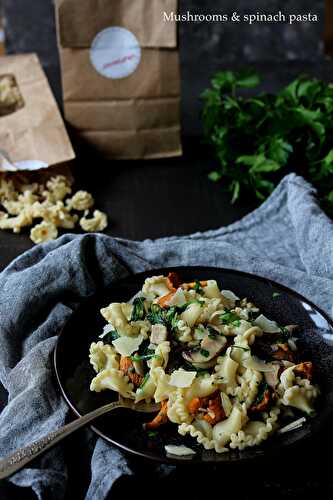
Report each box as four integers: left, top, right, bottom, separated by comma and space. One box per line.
54, 267, 333, 463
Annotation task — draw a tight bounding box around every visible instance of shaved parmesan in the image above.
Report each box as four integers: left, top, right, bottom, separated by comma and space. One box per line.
167, 288, 186, 307
254, 314, 281, 333
112, 334, 144, 357
242, 354, 275, 372
169, 369, 196, 388
278, 417, 306, 434
165, 444, 196, 456
99, 323, 114, 338
220, 392, 232, 417
221, 290, 240, 302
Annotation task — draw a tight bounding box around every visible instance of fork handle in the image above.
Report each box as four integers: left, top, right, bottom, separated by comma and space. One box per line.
0, 401, 121, 480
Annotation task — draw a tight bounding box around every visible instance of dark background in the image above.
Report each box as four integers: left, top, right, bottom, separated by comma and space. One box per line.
3, 0, 333, 136
1, 1, 333, 498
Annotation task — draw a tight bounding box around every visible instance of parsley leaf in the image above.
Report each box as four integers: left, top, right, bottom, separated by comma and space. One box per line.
220, 311, 240, 325
194, 280, 204, 295
138, 373, 150, 389
130, 354, 159, 362
202, 70, 333, 214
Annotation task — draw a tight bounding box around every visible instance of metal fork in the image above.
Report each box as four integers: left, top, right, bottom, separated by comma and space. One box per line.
0, 398, 160, 480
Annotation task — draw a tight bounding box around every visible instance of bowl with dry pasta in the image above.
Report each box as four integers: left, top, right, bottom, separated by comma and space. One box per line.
54, 267, 333, 463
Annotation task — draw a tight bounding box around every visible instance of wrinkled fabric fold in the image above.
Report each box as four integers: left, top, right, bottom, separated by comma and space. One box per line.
0, 173, 332, 499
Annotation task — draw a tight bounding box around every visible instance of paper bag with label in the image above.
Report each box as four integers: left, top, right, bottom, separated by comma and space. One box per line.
0, 53, 75, 173
55, 0, 182, 159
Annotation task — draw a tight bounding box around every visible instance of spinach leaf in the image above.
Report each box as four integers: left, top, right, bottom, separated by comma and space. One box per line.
146, 304, 180, 335
146, 301, 203, 332
254, 381, 269, 406
220, 311, 240, 325
102, 330, 119, 345
146, 304, 166, 325
131, 296, 146, 321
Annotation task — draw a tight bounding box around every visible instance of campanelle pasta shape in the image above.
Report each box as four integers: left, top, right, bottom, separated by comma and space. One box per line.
90, 369, 134, 398
89, 341, 119, 373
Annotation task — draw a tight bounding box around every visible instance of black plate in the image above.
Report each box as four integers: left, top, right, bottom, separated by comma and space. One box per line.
54, 267, 333, 465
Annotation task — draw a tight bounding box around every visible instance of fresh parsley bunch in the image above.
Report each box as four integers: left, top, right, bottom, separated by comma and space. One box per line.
202, 69, 333, 213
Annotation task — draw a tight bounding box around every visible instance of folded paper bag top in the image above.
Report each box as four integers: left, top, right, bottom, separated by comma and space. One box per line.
55, 0, 182, 159
56, 0, 178, 49
0, 53, 75, 172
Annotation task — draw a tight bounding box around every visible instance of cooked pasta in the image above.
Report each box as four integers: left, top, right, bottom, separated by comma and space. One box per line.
89, 273, 319, 453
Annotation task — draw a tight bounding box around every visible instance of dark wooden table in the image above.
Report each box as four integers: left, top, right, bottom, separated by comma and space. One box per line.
0, 142, 257, 271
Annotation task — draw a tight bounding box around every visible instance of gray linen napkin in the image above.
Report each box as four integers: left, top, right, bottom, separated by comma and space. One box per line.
0, 173, 332, 499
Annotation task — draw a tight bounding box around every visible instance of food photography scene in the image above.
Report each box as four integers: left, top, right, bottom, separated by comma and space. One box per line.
0, 0, 333, 499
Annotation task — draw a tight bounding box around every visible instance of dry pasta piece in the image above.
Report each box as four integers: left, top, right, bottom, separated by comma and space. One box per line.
0, 174, 108, 243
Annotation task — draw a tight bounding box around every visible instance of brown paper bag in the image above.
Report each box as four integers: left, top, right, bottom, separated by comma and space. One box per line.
0, 53, 75, 171
55, 0, 182, 159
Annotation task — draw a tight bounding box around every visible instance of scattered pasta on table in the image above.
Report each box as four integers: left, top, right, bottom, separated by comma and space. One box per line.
0, 174, 108, 243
